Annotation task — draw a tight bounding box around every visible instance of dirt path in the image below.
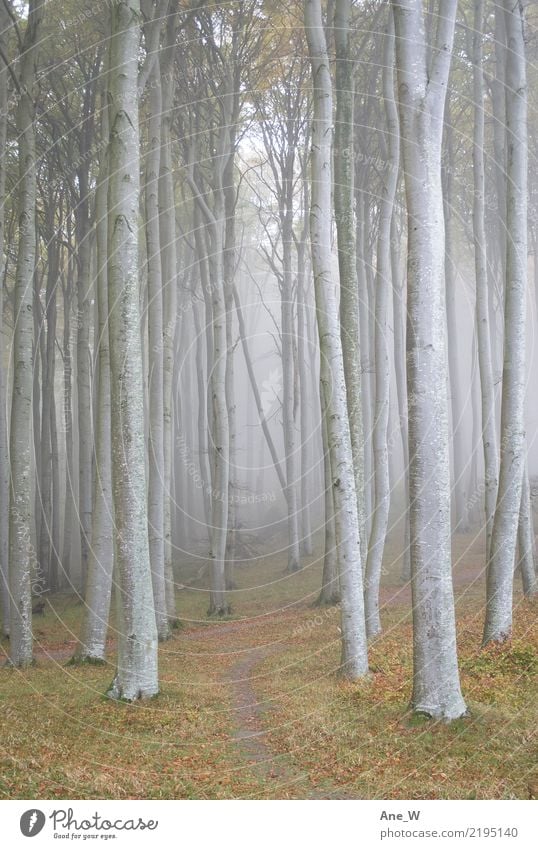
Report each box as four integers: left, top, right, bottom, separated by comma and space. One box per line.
224, 640, 356, 799
225, 644, 300, 790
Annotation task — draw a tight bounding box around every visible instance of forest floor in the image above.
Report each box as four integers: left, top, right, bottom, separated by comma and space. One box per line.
0, 528, 537, 800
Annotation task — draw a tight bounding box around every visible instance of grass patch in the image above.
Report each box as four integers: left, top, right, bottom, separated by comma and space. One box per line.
0, 532, 536, 799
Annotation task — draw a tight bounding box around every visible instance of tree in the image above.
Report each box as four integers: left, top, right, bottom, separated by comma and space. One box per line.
483, 0, 530, 644
76, 86, 114, 663
391, 0, 467, 719
471, 0, 498, 562
37, 186, 61, 592
160, 5, 180, 626
106, 0, 158, 700
334, 0, 367, 566
317, 389, 339, 606
443, 106, 470, 533
305, 0, 368, 679
0, 0, 10, 636
75, 56, 101, 594
364, 8, 399, 638
391, 212, 411, 582
8, 0, 44, 668
143, 16, 169, 642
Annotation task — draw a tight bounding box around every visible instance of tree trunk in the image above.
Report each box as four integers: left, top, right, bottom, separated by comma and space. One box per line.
317, 382, 339, 605
192, 212, 213, 532
191, 295, 212, 528
144, 65, 169, 641
297, 223, 313, 556
391, 215, 411, 582
32, 272, 42, 562
357, 190, 373, 541
106, 0, 159, 700
472, 0, 498, 562
443, 110, 470, 532
224, 140, 238, 589
75, 205, 93, 595
391, 0, 467, 719
517, 464, 537, 597
281, 192, 301, 573
159, 27, 179, 625
305, 0, 368, 679
0, 4, 10, 636
8, 0, 44, 667
334, 0, 366, 568
483, 0, 529, 645
207, 221, 230, 615
77, 92, 114, 662
62, 272, 78, 589
364, 11, 399, 638
38, 219, 59, 590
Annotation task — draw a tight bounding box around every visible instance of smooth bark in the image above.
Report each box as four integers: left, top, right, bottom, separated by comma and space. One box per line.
305, 0, 368, 679
106, 0, 159, 700
77, 93, 114, 662
472, 0, 498, 561
8, 0, 44, 667
391, 0, 467, 719
364, 12, 399, 637
144, 64, 169, 641
483, 0, 529, 645
334, 0, 366, 567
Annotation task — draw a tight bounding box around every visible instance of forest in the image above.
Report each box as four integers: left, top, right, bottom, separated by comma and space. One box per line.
0, 0, 537, 802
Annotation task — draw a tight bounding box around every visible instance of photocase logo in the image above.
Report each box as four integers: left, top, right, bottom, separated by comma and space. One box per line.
20, 810, 46, 837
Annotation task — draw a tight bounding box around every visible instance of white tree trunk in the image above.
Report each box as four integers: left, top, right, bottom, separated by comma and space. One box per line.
8, 0, 44, 667
159, 7, 178, 626
297, 225, 313, 556
517, 465, 537, 597
281, 199, 301, 574
62, 265, 78, 587
76, 203, 93, 594
188, 166, 231, 612
364, 11, 399, 638
334, 0, 367, 568
192, 213, 214, 531
77, 93, 114, 662
208, 227, 230, 615
145, 66, 169, 641
318, 382, 339, 606
391, 0, 467, 719
305, 0, 368, 679
391, 216, 411, 582
0, 5, 10, 636
38, 214, 59, 590
106, 0, 158, 700
191, 295, 212, 528
443, 112, 470, 533
224, 140, 238, 589
483, 0, 529, 645
472, 0, 498, 561
356, 193, 373, 541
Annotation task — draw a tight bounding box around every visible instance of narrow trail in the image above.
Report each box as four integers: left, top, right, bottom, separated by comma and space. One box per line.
224, 644, 301, 792
224, 640, 355, 799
